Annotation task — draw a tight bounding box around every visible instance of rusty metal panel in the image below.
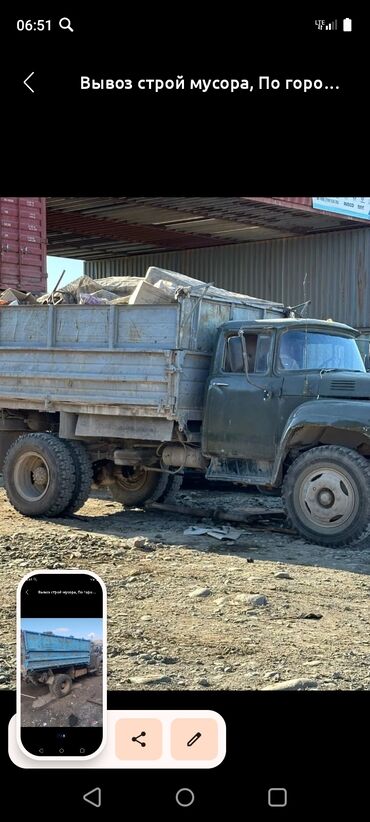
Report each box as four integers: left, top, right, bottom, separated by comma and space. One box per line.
85, 228, 370, 330
0, 197, 47, 292
48, 197, 369, 260
246, 197, 312, 209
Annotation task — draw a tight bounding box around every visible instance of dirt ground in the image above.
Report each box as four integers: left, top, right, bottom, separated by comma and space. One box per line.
1, 483, 370, 692
21, 675, 103, 727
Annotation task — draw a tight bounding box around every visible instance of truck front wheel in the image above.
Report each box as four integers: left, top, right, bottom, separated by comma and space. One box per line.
282, 445, 370, 547
109, 466, 183, 507
51, 673, 72, 698
3, 433, 75, 517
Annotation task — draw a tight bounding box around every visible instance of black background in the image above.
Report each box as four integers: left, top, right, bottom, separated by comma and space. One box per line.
21, 573, 103, 617
2, 690, 368, 814
0, 7, 369, 816
0, 8, 368, 191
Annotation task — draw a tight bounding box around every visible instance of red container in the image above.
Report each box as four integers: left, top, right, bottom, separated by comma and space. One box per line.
0, 197, 47, 293
246, 197, 312, 209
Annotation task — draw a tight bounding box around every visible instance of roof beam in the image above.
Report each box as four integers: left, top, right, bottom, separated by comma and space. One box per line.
46, 209, 234, 251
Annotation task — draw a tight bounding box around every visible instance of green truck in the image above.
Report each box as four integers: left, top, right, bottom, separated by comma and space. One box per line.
202, 317, 370, 547
0, 269, 369, 548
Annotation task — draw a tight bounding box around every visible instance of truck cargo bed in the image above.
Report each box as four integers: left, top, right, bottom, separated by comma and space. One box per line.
21, 630, 91, 673
0, 292, 283, 434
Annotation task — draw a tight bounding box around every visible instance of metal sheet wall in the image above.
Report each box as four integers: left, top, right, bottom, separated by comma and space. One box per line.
85, 228, 370, 331
0, 198, 47, 293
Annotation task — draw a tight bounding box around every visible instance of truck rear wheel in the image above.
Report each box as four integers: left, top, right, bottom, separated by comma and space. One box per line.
3, 433, 75, 517
52, 673, 72, 698
109, 466, 183, 507
159, 471, 183, 501
282, 445, 370, 546
60, 441, 93, 516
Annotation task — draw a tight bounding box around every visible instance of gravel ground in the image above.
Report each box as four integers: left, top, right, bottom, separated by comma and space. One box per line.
21, 675, 103, 727
1, 485, 370, 692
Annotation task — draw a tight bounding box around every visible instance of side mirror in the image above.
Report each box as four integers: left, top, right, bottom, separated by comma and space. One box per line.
228, 336, 245, 372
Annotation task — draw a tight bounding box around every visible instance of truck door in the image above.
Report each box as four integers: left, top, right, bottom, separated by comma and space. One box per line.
203, 330, 282, 460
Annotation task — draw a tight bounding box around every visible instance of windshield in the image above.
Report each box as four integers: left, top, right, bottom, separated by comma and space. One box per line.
277, 330, 365, 372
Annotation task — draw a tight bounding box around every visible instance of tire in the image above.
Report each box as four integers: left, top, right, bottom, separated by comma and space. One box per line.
282, 445, 370, 547
52, 673, 72, 698
256, 484, 281, 497
3, 433, 75, 517
159, 471, 183, 502
109, 466, 183, 507
60, 441, 93, 515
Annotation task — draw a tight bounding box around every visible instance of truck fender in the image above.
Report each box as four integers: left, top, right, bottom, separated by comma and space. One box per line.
271, 399, 370, 483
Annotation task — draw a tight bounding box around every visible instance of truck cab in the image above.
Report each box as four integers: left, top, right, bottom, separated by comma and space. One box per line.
202, 318, 370, 546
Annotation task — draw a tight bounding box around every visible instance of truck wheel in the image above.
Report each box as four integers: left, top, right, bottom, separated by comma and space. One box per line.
282, 446, 370, 546
159, 471, 183, 502
3, 433, 75, 517
109, 466, 183, 507
60, 441, 93, 515
52, 673, 72, 698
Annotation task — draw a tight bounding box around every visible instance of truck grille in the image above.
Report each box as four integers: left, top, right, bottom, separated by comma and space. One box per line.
329, 380, 356, 391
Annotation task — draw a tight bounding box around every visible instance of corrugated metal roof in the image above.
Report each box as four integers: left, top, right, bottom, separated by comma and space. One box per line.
84, 227, 370, 330
47, 197, 367, 260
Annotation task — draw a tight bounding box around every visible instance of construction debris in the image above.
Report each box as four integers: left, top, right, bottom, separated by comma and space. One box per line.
183, 525, 244, 541
0, 288, 37, 305
128, 279, 175, 305
0, 265, 276, 309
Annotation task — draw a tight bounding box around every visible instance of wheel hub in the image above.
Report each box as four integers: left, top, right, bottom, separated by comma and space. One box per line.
13, 452, 51, 502
32, 465, 48, 486
116, 466, 148, 492
317, 488, 334, 508
299, 467, 356, 529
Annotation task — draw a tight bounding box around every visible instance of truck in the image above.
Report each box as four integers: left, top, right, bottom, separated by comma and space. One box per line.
21, 630, 102, 697
1, 266, 370, 548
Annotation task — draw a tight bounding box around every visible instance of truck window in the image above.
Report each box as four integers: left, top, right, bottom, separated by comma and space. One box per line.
277, 330, 366, 372
254, 334, 272, 373
223, 333, 271, 373
223, 335, 244, 372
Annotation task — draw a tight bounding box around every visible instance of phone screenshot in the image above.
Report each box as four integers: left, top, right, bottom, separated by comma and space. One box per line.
0, 7, 368, 816
17, 572, 106, 759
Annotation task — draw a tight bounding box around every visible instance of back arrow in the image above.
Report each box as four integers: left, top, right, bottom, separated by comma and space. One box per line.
83, 788, 101, 808
24, 72, 35, 93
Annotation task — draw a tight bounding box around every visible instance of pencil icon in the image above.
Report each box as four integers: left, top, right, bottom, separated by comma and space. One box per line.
187, 732, 202, 747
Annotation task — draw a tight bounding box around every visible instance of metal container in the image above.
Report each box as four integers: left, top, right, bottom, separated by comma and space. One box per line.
0, 197, 47, 293
246, 197, 312, 208
21, 630, 91, 673
0, 288, 284, 439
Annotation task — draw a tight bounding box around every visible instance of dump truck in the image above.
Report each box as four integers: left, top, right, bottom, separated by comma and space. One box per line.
1, 266, 370, 548
21, 630, 102, 697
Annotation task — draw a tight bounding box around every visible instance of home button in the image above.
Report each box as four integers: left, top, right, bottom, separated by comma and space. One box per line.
176, 788, 195, 807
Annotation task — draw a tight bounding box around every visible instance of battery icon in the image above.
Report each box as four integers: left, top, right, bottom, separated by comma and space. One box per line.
343, 18, 352, 31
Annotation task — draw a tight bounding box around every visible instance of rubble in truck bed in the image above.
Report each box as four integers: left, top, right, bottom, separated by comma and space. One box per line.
0, 266, 284, 308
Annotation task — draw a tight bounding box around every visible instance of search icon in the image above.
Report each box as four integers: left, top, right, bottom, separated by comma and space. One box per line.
59, 17, 74, 32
